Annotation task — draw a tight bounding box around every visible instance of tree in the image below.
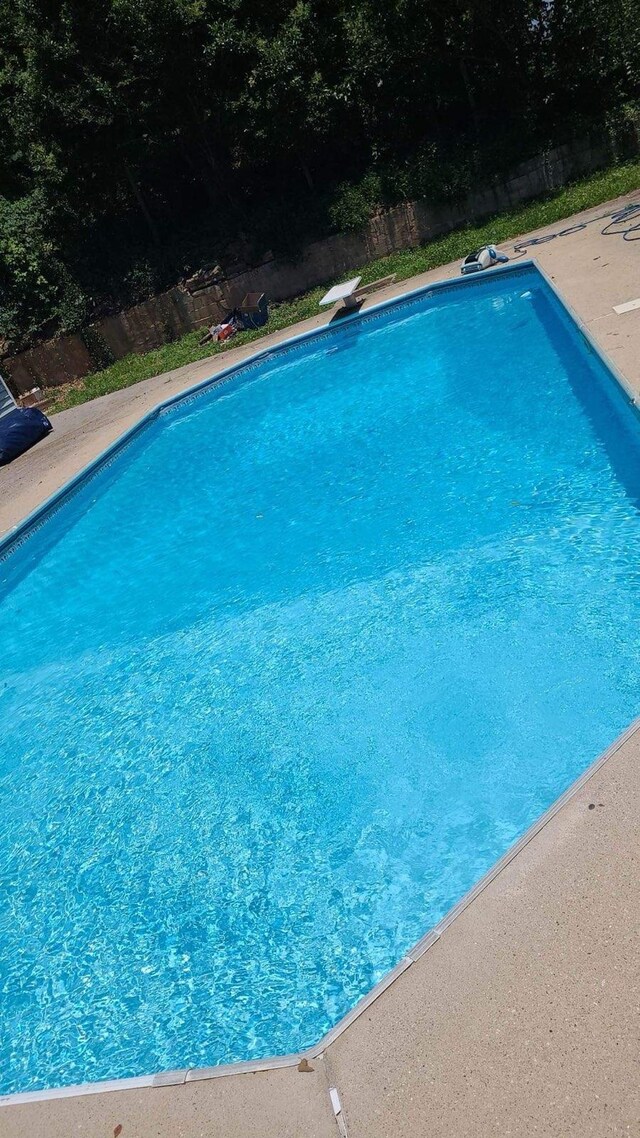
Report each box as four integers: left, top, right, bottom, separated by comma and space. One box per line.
0, 0, 637, 351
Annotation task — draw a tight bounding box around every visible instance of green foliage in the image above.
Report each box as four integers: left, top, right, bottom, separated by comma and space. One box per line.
48, 159, 640, 414
0, 191, 86, 344
329, 173, 384, 230
0, 0, 638, 350
80, 324, 115, 372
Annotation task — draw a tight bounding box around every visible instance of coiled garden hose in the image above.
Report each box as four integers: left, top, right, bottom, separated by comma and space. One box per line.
513, 201, 640, 254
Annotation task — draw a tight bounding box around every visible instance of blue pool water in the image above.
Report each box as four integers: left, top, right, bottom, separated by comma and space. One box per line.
1, 265, 640, 1094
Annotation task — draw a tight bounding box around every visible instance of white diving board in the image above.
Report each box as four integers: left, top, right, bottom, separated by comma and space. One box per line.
319, 276, 362, 310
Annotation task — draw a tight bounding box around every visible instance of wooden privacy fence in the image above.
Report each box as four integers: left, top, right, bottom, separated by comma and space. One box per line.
2, 135, 616, 393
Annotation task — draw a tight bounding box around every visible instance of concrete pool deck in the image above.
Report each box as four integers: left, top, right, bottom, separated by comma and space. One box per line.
1, 190, 640, 1135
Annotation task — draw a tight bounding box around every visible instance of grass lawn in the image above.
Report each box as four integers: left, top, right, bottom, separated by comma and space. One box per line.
48, 160, 640, 413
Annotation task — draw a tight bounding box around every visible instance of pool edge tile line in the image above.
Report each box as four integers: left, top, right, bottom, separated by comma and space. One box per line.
2, 714, 638, 1109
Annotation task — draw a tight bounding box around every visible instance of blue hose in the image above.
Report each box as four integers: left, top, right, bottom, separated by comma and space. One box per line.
602, 202, 640, 240
513, 201, 640, 254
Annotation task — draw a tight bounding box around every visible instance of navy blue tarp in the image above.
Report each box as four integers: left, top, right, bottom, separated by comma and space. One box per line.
0, 408, 52, 466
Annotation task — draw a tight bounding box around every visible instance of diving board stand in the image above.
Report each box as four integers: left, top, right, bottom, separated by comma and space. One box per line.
319, 274, 397, 313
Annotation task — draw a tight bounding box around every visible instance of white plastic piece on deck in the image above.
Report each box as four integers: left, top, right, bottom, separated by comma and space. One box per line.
329, 1086, 349, 1137
613, 297, 640, 314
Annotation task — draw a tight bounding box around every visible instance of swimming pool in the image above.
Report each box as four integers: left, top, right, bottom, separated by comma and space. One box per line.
1, 264, 640, 1096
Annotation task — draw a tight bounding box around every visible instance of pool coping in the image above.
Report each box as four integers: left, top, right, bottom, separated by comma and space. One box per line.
2, 257, 638, 1105
539, 266, 640, 407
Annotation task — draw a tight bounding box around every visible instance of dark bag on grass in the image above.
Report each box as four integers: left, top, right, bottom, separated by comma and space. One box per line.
0, 408, 52, 466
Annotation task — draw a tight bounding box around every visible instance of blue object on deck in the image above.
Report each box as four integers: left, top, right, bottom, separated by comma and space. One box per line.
0, 407, 52, 465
